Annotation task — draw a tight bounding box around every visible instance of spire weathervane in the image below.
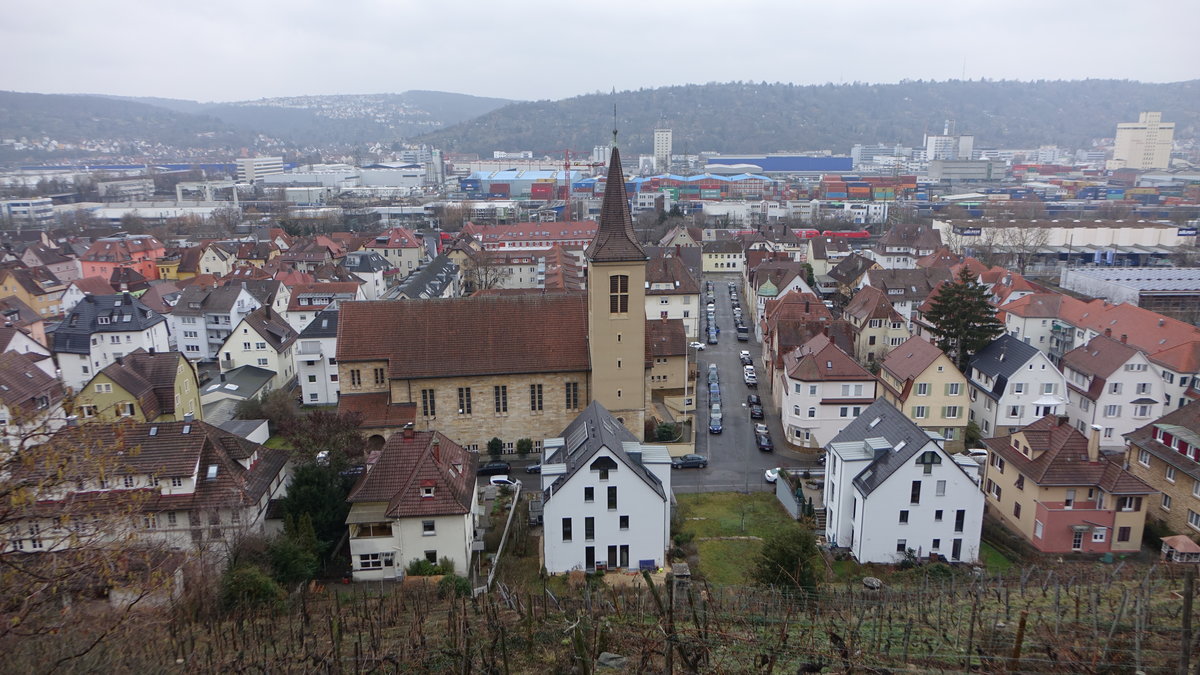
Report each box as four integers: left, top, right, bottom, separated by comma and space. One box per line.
611, 89, 618, 147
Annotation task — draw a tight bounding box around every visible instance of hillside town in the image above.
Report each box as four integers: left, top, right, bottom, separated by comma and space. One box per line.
3, 109, 1200, 672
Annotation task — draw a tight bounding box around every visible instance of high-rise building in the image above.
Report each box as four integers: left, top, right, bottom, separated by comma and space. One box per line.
1110, 112, 1174, 170
235, 156, 284, 183
653, 128, 672, 172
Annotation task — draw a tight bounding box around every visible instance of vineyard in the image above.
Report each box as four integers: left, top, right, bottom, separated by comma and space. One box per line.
6, 557, 1198, 674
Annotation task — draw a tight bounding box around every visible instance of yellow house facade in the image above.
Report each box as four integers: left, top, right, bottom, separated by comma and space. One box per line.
75, 350, 202, 423
880, 337, 969, 451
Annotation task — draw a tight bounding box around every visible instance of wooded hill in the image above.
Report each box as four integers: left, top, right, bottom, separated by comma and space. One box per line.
416, 79, 1200, 156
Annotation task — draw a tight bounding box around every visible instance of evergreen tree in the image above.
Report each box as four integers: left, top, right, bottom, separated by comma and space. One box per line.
751, 524, 821, 591
923, 268, 1004, 371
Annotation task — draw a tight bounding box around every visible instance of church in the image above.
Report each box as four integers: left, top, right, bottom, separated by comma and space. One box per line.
336, 146, 684, 451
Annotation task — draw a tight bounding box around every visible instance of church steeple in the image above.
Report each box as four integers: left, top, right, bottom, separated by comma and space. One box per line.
584, 147, 647, 263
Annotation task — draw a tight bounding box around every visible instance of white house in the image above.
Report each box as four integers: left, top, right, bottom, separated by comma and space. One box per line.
341, 251, 394, 300
283, 282, 363, 333
170, 284, 262, 361
778, 333, 877, 448
541, 401, 672, 573
0, 350, 67, 452
1061, 335, 1166, 450
296, 308, 340, 405
50, 293, 171, 392
645, 256, 701, 338
218, 307, 298, 393
345, 428, 479, 580
824, 399, 984, 564
967, 334, 1067, 438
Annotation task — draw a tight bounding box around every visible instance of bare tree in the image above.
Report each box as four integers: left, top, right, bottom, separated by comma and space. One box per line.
997, 225, 1051, 275
458, 250, 513, 295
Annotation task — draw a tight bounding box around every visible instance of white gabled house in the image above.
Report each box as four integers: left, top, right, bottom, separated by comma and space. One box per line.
50, 293, 171, 392
824, 399, 984, 564
1061, 334, 1166, 451
218, 306, 297, 393
295, 308, 340, 405
778, 333, 877, 449
967, 334, 1067, 438
345, 428, 479, 580
541, 401, 672, 573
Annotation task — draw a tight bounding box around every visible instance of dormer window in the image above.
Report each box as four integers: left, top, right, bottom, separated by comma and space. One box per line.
421, 486, 435, 498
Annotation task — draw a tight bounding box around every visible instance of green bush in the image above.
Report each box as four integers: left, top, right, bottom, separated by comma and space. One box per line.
268, 534, 319, 586
406, 558, 443, 576
487, 437, 503, 460
516, 438, 533, 459
220, 565, 285, 611
437, 574, 472, 599
438, 556, 456, 576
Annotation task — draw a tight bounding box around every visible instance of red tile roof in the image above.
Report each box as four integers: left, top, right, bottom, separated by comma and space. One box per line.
984, 415, 1153, 493
784, 333, 873, 382
880, 336, 948, 383
844, 285, 904, 323
338, 393, 417, 430
0, 351, 64, 413
338, 295, 590, 379
646, 319, 686, 359
347, 430, 477, 518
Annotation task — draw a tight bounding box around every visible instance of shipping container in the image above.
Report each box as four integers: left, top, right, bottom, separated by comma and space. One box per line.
489, 183, 510, 195
700, 189, 722, 199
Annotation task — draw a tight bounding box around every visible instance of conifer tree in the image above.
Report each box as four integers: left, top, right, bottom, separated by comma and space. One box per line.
923, 267, 1004, 371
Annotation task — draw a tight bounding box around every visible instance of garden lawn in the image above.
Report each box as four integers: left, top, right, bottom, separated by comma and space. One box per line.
978, 541, 1014, 574
675, 492, 795, 539
676, 492, 796, 586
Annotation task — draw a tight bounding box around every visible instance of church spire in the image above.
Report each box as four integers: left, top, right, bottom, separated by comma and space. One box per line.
584, 146, 647, 263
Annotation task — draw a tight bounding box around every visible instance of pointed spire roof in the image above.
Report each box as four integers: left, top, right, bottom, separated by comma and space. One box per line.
585, 147, 647, 263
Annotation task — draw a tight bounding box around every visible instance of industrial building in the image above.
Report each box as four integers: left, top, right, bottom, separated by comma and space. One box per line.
1059, 267, 1200, 323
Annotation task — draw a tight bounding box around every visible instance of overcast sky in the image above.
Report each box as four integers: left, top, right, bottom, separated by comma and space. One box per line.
2, 0, 1196, 103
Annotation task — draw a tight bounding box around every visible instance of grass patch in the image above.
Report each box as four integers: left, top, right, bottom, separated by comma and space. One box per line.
697, 539, 763, 586
675, 492, 794, 539
979, 541, 1014, 574
263, 435, 290, 450
830, 558, 865, 582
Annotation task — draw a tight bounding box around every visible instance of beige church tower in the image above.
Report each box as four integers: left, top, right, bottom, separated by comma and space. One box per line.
585, 146, 649, 438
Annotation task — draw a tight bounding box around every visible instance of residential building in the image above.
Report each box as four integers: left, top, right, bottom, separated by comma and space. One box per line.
879, 337, 970, 451
759, 290, 847, 385
1110, 112, 1174, 171
1124, 401, 1200, 538
860, 268, 952, 329
0, 266, 68, 317
701, 239, 744, 273
364, 227, 425, 274
824, 399, 984, 563
283, 282, 363, 333
21, 244, 82, 283
827, 253, 880, 301
541, 401, 672, 573
1061, 335, 1165, 450
747, 260, 816, 336
4, 420, 291, 554
645, 255, 700, 338
341, 250, 393, 300
79, 234, 163, 282
169, 284, 262, 361
296, 309, 340, 406
60, 276, 117, 314
0, 351, 67, 451
218, 307, 297, 394
74, 349, 201, 423
779, 334, 877, 448
653, 128, 672, 172
461, 221, 598, 254
345, 427, 479, 580
0, 323, 50, 360
50, 293, 170, 392
865, 223, 942, 270
842, 285, 911, 365
967, 335, 1066, 438
198, 244, 236, 277
0, 296, 47, 347
982, 417, 1154, 554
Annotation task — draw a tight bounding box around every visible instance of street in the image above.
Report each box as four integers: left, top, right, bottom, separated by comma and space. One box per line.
673, 274, 822, 494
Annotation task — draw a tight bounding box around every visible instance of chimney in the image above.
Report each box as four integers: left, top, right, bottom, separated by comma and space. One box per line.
148, 347, 155, 355
219, 372, 226, 382
1104, 328, 1112, 337
1087, 424, 1101, 462
402, 422, 415, 439
1056, 415, 1070, 427
1120, 334, 1127, 343
114, 355, 123, 366
183, 412, 194, 423
431, 436, 440, 462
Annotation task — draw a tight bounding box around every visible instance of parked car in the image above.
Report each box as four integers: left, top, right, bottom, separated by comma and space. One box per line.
756, 433, 774, 452
672, 453, 709, 469
489, 475, 521, 487
478, 461, 512, 476
747, 394, 761, 406
740, 354, 753, 366
749, 402, 764, 419
708, 415, 723, 434
764, 467, 781, 483
524, 463, 542, 474
707, 364, 719, 384
754, 423, 769, 436
707, 332, 718, 345
689, 341, 706, 351
744, 368, 758, 387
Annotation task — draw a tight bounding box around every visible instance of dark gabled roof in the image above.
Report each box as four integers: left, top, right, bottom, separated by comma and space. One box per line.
969, 334, 1041, 381
172, 284, 253, 316
808, 237, 850, 260
347, 430, 477, 518
545, 401, 665, 501
239, 306, 296, 353
50, 293, 165, 354
224, 279, 282, 309
646, 318, 686, 359
701, 239, 743, 254
843, 285, 903, 323
784, 333, 873, 382
864, 267, 952, 302
875, 222, 942, 252
339, 295, 589, 380
0, 351, 64, 413
394, 253, 457, 299
985, 416, 1154, 493
645, 255, 699, 296
826, 399, 948, 496
298, 309, 339, 339
584, 148, 647, 263
342, 251, 392, 273
1124, 399, 1200, 484
827, 253, 877, 286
